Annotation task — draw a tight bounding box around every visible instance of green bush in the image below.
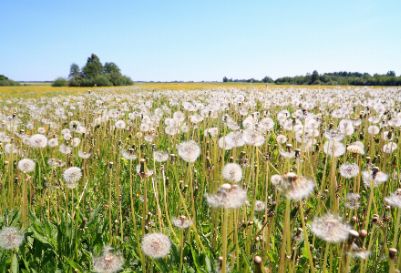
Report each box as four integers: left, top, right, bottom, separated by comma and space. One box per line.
52, 77, 68, 87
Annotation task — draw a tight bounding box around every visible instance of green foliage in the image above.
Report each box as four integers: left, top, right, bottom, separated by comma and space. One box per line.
0, 74, 19, 86
275, 70, 401, 86
66, 54, 133, 87
52, 77, 68, 87
222, 76, 273, 83
69, 63, 80, 78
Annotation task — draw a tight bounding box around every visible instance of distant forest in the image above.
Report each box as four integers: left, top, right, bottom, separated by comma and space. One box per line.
223, 71, 401, 86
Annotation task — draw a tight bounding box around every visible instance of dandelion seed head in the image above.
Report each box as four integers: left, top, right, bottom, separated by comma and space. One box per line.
177, 140, 201, 163
17, 158, 35, 173
206, 184, 247, 209
93, 247, 124, 273
345, 193, 361, 209
311, 214, 351, 243
63, 167, 82, 189
339, 163, 359, 179
29, 134, 48, 148
172, 216, 193, 229
222, 163, 243, 183
141, 233, 171, 258
385, 189, 401, 208
0, 227, 24, 250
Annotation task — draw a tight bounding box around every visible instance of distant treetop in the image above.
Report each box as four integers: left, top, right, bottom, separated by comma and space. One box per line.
53, 54, 133, 87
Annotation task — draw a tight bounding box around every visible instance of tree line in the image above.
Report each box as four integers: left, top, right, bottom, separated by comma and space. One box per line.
0, 74, 19, 86
222, 76, 274, 83
223, 71, 401, 86
53, 54, 133, 87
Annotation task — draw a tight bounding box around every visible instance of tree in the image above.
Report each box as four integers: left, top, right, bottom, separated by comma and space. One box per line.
387, 71, 396, 77
223, 76, 228, 82
0, 74, 19, 86
262, 76, 273, 83
82, 54, 103, 79
310, 70, 319, 84
104, 62, 121, 74
69, 63, 80, 78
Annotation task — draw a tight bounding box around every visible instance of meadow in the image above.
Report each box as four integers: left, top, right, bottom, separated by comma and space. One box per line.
1, 83, 401, 272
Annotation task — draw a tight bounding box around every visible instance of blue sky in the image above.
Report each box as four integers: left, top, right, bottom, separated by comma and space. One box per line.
1, 0, 401, 81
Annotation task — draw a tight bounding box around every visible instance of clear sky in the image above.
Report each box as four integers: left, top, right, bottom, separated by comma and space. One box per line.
1, 0, 401, 81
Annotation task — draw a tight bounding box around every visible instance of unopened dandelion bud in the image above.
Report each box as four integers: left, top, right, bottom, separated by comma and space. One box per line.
139, 159, 146, 175
254, 256, 266, 273
372, 214, 379, 224
389, 248, 397, 260
359, 229, 367, 238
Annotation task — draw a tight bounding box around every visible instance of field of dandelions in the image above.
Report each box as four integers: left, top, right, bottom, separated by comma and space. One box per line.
1, 85, 401, 272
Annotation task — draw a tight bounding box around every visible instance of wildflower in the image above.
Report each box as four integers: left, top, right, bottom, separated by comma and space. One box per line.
324, 129, 344, 141
385, 189, 401, 208
29, 134, 48, 148
172, 216, 193, 229
48, 137, 59, 147
115, 120, 126, 129
242, 129, 265, 147
222, 163, 242, 183
362, 167, 388, 188
204, 127, 219, 137
177, 140, 201, 163
153, 150, 169, 162
93, 247, 124, 273
206, 183, 247, 209
347, 141, 365, 155
136, 164, 154, 177
348, 243, 370, 260
141, 233, 171, 258
367, 125, 380, 135
121, 148, 137, 160
279, 149, 295, 159
381, 131, 393, 141
339, 163, 359, 179
323, 140, 345, 157
59, 144, 72, 155
17, 158, 35, 173
254, 200, 266, 212
4, 143, 19, 154
311, 214, 351, 243
78, 150, 92, 159
276, 134, 287, 144
225, 131, 245, 148
382, 142, 397, 154
218, 136, 234, 150
71, 137, 81, 147
271, 172, 315, 201
345, 193, 360, 209
47, 158, 66, 168
63, 167, 82, 189
0, 227, 24, 250
338, 119, 354, 136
